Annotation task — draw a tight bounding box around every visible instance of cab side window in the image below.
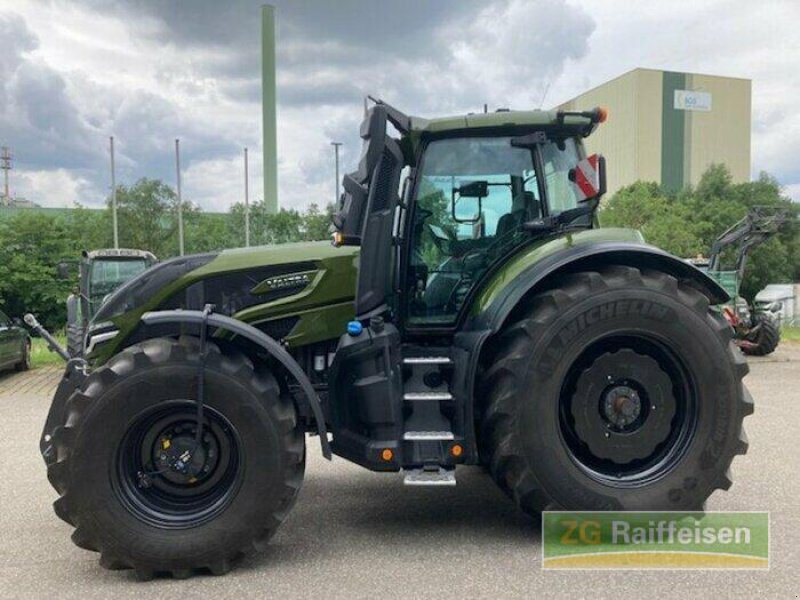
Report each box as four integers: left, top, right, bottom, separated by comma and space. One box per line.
407, 136, 540, 325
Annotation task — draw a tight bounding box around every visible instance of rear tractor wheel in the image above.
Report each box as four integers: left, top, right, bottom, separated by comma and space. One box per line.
480, 266, 752, 514
46, 336, 305, 579
739, 313, 780, 357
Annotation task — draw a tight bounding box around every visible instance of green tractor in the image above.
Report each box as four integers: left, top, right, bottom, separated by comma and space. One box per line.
36, 101, 751, 579
60, 248, 158, 357
690, 207, 790, 356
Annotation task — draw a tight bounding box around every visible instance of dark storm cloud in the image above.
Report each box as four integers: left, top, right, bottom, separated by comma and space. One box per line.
3, 0, 597, 208
68, 0, 490, 106
0, 10, 238, 197
0, 13, 102, 171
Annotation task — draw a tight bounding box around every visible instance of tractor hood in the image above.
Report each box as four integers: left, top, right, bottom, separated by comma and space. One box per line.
88, 242, 359, 362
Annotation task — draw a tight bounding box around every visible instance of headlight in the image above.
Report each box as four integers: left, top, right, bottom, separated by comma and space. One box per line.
85, 322, 119, 355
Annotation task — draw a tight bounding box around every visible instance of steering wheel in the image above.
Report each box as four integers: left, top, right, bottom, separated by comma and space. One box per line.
442, 232, 519, 313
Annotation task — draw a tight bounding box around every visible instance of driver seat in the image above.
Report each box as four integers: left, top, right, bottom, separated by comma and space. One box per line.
496, 191, 538, 238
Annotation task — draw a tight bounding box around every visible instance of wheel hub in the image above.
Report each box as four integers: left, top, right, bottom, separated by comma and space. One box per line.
154, 428, 218, 484
568, 349, 677, 465
115, 402, 241, 529
602, 385, 642, 431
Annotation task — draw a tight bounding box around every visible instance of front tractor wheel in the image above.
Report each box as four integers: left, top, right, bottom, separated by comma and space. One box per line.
480, 266, 752, 514
47, 337, 305, 579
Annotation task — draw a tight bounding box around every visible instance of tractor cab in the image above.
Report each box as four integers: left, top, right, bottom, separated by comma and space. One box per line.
80, 249, 158, 319
333, 100, 607, 328
58, 248, 157, 357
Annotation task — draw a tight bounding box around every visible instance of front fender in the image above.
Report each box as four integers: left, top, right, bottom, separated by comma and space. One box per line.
469, 228, 728, 333
141, 310, 331, 459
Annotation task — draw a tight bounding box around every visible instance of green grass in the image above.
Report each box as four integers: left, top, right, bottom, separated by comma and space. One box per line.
31, 335, 68, 368
781, 326, 800, 344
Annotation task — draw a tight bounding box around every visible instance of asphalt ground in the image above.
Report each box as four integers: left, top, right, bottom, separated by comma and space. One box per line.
1, 347, 799, 599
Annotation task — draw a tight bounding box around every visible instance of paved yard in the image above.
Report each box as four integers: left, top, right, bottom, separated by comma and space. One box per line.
1, 348, 799, 599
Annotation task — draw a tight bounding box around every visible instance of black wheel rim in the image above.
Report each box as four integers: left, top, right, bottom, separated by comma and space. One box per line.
558, 335, 698, 487
114, 401, 242, 529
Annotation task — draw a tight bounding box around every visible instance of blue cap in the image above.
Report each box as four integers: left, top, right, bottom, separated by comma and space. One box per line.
347, 321, 363, 336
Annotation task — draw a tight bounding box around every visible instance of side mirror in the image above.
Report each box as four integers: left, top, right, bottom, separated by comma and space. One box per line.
458, 180, 489, 198
568, 154, 606, 202
452, 180, 487, 224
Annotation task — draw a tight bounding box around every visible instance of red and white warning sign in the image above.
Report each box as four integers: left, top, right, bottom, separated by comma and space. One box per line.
572, 153, 601, 201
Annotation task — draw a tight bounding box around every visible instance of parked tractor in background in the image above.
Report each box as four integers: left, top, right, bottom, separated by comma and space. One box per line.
32, 100, 751, 579
689, 207, 790, 356
58, 249, 157, 356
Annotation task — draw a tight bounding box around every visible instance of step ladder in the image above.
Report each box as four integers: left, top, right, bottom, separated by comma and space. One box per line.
400, 351, 459, 486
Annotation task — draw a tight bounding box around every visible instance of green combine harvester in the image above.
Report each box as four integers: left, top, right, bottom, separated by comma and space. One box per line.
30, 101, 751, 579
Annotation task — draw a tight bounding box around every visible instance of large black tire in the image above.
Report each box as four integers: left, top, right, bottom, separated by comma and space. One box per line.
740, 313, 780, 356
14, 338, 31, 371
479, 266, 752, 514
47, 336, 305, 579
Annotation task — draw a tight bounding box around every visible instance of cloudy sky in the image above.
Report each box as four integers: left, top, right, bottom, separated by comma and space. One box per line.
1, 0, 798, 212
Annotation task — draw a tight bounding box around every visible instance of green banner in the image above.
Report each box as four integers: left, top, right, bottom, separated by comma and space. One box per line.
542, 512, 769, 569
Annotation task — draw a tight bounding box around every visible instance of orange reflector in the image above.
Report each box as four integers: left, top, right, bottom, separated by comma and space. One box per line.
596, 106, 609, 123
450, 444, 463, 458
381, 448, 393, 461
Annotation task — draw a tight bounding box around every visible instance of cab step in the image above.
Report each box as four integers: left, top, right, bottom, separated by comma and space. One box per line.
403, 430, 454, 441
403, 467, 456, 486
402, 356, 453, 365
403, 391, 453, 401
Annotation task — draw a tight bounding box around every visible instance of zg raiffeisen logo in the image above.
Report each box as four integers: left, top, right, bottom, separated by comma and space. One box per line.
542, 512, 769, 569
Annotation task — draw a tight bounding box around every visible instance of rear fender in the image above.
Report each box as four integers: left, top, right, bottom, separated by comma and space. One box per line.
470, 241, 729, 334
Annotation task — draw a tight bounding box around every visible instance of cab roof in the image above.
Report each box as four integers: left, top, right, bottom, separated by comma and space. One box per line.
408, 109, 569, 134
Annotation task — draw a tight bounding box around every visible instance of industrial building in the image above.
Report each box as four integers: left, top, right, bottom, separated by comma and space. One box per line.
557, 68, 752, 196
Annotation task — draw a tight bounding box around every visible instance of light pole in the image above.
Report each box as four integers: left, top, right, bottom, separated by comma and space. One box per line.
110, 136, 118, 248
175, 138, 184, 256
331, 141, 342, 206
244, 147, 250, 247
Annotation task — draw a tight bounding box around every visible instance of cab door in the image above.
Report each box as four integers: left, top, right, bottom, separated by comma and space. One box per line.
403, 135, 543, 329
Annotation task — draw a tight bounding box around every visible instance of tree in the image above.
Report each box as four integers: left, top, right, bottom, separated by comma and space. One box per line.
0, 212, 76, 330
113, 178, 197, 257
601, 165, 799, 301
302, 203, 335, 241
228, 202, 333, 247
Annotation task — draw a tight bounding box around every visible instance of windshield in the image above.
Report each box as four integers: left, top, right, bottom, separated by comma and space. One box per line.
89, 258, 149, 301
